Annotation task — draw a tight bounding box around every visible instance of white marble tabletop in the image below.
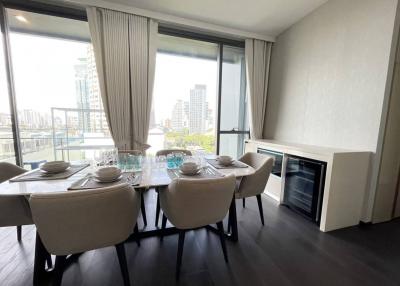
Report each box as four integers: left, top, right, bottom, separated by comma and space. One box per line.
0, 161, 255, 196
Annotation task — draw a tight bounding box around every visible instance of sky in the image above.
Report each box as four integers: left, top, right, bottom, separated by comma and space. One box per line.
0, 33, 86, 114
153, 53, 218, 124
0, 33, 218, 126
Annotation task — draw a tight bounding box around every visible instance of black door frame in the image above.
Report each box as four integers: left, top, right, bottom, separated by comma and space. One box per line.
158, 26, 249, 155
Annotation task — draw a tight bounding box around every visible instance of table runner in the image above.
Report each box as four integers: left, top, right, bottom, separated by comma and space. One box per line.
167, 166, 224, 180
68, 172, 141, 190
206, 159, 248, 169
10, 164, 90, 182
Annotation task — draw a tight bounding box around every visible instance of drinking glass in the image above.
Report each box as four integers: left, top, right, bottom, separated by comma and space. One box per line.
174, 152, 184, 167
167, 154, 175, 169
133, 155, 143, 171
117, 153, 127, 171
94, 150, 103, 166
125, 154, 134, 171
157, 155, 166, 169
110, 147, 118, 165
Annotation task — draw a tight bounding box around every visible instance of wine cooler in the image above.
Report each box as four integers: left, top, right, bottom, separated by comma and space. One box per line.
282, 155, 327, 224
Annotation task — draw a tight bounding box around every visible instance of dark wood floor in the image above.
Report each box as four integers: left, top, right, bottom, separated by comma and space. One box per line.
1, 189, 399, 286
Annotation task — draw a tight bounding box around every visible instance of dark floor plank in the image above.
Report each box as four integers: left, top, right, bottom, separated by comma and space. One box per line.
0, 190, 399, 286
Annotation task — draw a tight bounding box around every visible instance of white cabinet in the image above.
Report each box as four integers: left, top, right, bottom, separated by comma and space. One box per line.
245, 139, 371, 232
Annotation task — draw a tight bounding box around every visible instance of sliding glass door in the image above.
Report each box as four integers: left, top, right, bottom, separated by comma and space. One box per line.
150, 30, 249, 157
218, 45, 249, 158
149, 33, 219, 155
1, 2, 249, 164
4, 8, 111, 167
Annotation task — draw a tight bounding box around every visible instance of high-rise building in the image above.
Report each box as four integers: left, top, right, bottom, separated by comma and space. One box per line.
171, 99, 184, 131
74, 47, 108, 135
206, 106, 214, 130
74, 57, 91, 132
183, 101, 189, 128
189, 84, 207, 134
86, 45, 108, 134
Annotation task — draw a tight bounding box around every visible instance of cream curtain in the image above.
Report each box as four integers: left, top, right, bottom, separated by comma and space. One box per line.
86, 7, 157, 150
245, 39, 272, 140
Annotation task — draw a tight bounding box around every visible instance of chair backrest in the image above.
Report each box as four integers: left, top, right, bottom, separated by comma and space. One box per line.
0, 163, 32, 227
29, 183, 140, 256
237, 152, 274, 198
0, 162, 26, 183
118, 149, 142, 156
0, 196, 33, 227
156, 149, 192, 156
160, 174, 236, 229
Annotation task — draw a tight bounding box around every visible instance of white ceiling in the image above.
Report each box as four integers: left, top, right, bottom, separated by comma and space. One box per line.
101, 0, 328, 37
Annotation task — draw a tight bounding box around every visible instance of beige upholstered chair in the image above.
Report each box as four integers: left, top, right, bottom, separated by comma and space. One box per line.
0, 162, 31, 241
30, 183, 140, 286
160, 175, 236, 279
234, 152, 273, 226
154, 149, 192, 226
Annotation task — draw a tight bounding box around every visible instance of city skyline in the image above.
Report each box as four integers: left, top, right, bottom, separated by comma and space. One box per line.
168, 85, 214, 134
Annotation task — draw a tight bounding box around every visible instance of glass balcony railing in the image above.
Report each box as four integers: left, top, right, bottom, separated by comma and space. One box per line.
0, 107, 114, 167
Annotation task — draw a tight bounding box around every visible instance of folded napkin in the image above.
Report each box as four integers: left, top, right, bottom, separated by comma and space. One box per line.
206, 159, 248, 169
68, 172, 141, 190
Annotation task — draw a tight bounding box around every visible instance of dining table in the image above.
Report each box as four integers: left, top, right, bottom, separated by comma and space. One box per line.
0, 155, 255, 285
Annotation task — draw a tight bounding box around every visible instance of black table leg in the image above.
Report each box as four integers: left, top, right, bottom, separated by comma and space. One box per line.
33, 232, 49, 286
140, 190, 147, 226
228, 197, 238, 242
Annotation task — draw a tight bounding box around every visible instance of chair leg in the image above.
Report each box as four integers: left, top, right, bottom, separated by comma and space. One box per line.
216, 221, 228, 263
176, 230, 185, 281
53, 255, 67, 286
17, 226, 21, 242
155, 190, 160, 226
140, 191, 147, 226
242, 198, 246, 208
134, 223, 140, 247
115, 243, 131, 286
160, 214, 167, 242
256, 194, 265, 226
46, 253, 53, 269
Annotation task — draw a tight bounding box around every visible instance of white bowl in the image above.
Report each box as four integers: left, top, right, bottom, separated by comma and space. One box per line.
95, 166, 121, 180
180, 162, 199, 173
94, 174, 122, 183
218, 156, 233, 166
179, 167, 201, 176
40, 161, 70, 173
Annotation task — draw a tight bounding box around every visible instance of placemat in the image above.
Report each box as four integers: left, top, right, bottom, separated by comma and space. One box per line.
167, 166, 224, 180
68, 172, 141, 190
10, 164, 90, 182
206, 159, 249, 169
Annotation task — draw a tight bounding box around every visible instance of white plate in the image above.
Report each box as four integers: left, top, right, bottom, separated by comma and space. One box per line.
93, 175, 123, 183
40, 161, 70, 173
178, 169, 201, 176
40, 167, 70, 174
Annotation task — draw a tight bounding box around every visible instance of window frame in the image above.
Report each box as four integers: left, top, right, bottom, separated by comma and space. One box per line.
0, 1, 90, 165
0, 1, 250, 165
158, 26, 250, 156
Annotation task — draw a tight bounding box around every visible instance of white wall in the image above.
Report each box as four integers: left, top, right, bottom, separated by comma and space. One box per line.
265, 0, 398, 151
264, 0, 399, 221
373, 29, 400, 222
